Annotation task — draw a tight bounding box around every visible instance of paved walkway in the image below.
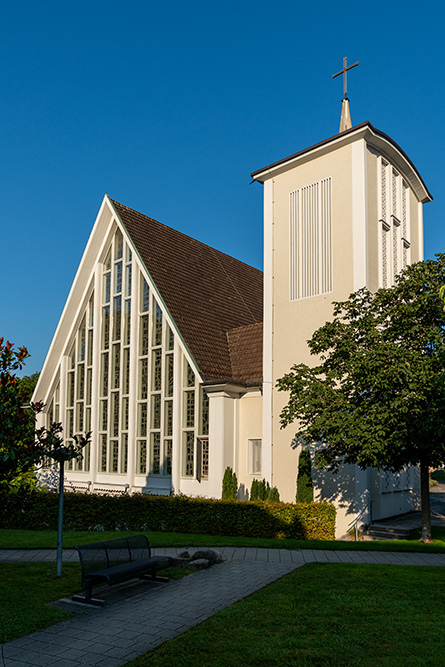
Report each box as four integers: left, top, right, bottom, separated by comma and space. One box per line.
1, 546, 445, 667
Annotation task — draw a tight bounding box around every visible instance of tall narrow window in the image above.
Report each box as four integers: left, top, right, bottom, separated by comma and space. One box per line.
136, 441, 147, 475
153, 301, 163, 346
140, 316, 149, 356
141, 278, 150, 312
124, 300, 131, 345
99, 434, 108, 472
199, 389, 209, 436
102, 306, 110, 350
166, 323, 174, 351
121, 434, 128, 474
150, 433, 161, 474
164, 440, 172, 475
103, 273, 111, 305
150, 394, 161, 430
185, 361, 195, 388
114, 261, 123, 295
114, 229, 123, 260
183, 391, 195, 428
125, 265, 132, 297
113, 296, 122, 341
165, 354, 174, 397
182, 431, 194, 477
248, 439, 262, 475
197, 438, 209, 481
152, 349, 162, 391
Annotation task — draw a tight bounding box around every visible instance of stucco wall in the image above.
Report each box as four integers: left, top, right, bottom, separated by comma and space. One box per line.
235, 392, 262, 500
270, 144, 354, 505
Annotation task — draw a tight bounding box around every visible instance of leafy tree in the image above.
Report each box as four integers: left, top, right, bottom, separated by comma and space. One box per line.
0, 339, 37, 487
10, 372, 41, 489
277, 256, 445, 542
18, 372, 40, 402
296, 448, 314, 503
222, 466, 238, 500
0, 339, 89, 571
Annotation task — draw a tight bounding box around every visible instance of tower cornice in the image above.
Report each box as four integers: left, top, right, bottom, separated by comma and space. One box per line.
251, 121, 433, 204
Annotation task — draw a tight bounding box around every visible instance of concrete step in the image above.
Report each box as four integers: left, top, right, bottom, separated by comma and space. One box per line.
362, 535, 403, 541
363, 525, 412, 541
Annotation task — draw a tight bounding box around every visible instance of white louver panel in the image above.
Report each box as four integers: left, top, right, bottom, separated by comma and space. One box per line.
289, 177, 332, 301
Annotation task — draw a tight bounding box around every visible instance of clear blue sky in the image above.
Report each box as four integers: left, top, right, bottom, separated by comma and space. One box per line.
2, 1, 444, 376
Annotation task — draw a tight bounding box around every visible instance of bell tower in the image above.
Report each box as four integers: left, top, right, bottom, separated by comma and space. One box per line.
251, 72, 432, 534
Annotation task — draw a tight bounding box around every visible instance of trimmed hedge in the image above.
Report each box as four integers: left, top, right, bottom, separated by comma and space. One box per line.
0, 490, 336, 541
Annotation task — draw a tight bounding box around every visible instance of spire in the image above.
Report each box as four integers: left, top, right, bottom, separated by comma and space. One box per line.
339, 97, 352, 133
332, 57, 359, 133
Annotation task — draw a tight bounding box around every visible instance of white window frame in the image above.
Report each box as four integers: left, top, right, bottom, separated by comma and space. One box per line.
247, 438, 262, 476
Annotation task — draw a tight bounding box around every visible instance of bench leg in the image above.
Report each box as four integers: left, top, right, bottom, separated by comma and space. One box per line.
72, 581, 106, 606
140, 568, 169, 583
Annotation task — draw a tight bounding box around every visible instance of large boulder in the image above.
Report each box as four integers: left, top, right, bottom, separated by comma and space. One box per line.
188, 558, 210, 570
191, 549, 224, 564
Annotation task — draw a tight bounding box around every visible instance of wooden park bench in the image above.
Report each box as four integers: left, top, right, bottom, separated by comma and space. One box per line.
72, 534, 173, 606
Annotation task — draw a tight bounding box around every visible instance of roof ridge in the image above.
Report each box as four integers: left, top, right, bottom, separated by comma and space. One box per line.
209, 245, 261, 325
227, 321, 263, 335
226, 329, 235, 380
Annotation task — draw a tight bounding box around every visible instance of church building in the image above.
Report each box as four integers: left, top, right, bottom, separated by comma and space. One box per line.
33, 75, 432, 537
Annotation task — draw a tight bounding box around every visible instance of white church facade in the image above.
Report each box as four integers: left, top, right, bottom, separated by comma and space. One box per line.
33, 118, 432, 538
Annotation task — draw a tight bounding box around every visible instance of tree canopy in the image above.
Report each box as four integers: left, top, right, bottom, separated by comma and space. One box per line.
277, 256, 445, 541
18, 372, 40, 402
0, 340, 88, 490
0, 339, 37, 488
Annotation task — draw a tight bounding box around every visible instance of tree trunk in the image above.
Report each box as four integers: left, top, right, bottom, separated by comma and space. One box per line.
420, 460, 432, 542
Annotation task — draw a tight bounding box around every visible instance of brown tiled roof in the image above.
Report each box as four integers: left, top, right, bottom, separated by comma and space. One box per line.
227, 322, 263, 384
110, 199, 263, 383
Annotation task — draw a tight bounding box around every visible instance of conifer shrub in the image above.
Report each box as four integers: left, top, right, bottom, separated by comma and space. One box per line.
250, 478, 280, 503
250, 478, 267, 501
296, 448, 314, 503
222, 467, 238, 500
0, 489, 335, 540
267, 486, 280, 503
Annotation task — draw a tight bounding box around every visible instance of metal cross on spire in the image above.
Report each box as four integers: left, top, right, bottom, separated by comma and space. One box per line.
332, 57, 359, 133
332, 57, 359, 99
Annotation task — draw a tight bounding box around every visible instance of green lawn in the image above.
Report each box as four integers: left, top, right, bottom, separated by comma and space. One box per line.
124, 563, 445, 667
2, 558, 445, 664
1, 527, 445, 552
0, 563, 80, 643
0, 562, 195, 644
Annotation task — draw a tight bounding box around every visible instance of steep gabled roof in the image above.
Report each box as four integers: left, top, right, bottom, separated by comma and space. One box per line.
110, 199, 263, 383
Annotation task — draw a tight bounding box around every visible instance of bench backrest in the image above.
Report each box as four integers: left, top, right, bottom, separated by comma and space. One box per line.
75, 534, 151, 584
